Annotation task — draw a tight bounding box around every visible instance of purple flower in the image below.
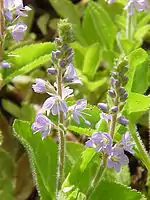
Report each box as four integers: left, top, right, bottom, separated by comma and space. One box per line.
32, 114, 52, 139
85, 132, 112, 154
32, 78, 56, 94
42, 96, 68, 116
107, 146, 129, 172
32, 78, 48, 93
100, 112, 112, 123
64, 63, 82, 84
10, 22, 27, 42
1, 60, 11, 68
4, 0, 31, 20
120, 132, 134, 154
72, 99, 90, 125
125, 0, 149, 15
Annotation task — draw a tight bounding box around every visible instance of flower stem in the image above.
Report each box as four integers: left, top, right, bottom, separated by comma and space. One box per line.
0, 0, 4, 59
56, 69, 65, 198
110, 97, 119, 138
86, 158, 106, 200
128, 123, 150, 172
126, 9, 132, 40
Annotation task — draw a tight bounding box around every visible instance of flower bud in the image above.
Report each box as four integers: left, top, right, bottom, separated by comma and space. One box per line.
119, 87, 125, 95
108, 90, 115, 98
122, 76, 128, 86
110, 106, 118, 113
67, 53, 74, 63
97, 103, 108, 112
59, 60, 66, 68
118, 117, 129, 125
52, 51, 56, 62
47, 67, 57, 75
56, 50, 61, 58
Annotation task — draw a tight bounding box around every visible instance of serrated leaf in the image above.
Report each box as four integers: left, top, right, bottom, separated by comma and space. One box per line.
127, 48, 149, 93
67, 125, 93, 136
88, 181, 143, 200
13, 120, 57, 200
3, 42, 54, 85
82, 43, 102, 80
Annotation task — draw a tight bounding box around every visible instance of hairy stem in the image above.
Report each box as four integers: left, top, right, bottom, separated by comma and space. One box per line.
0, 0, 4, 59
110, 97, 119, 138
56, 69, 65, 197
86, 158, 106, 200
129, 123, 150, 172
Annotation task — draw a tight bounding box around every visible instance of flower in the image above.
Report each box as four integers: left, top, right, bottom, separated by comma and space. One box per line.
10, 22, 27, 42
64, 63, 82, 84
125, 0, 149, 15
32, 78, 48, 93
120, 132, 134, 154
42, 95, 68, 116
100, 112, 112, 123
85, 132, 112, 154
0, 60, 11, 68
4, 0, 31, 21
32, 78, 56, 94
107, 146, 129, 172
72, 99, 90, 125
31, 114, 52, 139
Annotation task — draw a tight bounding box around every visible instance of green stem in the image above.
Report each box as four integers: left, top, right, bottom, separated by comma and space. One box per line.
0, 0, 4, 59
126, 8, 132, 40
128, 123, 150, 172
86, 158, 106, 200
56, 69, 65, 198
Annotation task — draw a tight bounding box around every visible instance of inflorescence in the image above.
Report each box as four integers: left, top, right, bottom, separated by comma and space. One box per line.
32, 19, 90, 139
0, 0, 31, 69
85, 57, 134, 172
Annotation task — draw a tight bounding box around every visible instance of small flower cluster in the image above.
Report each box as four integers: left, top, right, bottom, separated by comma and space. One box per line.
0, 0, 31, 69
108, 0, 149, 15
4, 0, 31, 41
98, 57, 129, 127
32, 19, 90, 139
86, 57, 134, 172
86, 131, 134, 172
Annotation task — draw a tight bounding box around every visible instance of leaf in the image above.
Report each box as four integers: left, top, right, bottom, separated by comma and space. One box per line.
13, 120, 57, 200
134, 25, 150, 43
62, 148, 99, 195
3, 42, 55, 85
0, 149, 15, 200
127, 48, 149, 93
82, 43, 102, 80
67, 125, 93, 136
88, 181, 144, 200
83, 1, 116, 49
126, 92, 150, 122
49, 0, 80, 26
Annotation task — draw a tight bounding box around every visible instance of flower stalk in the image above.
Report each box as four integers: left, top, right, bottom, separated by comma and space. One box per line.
0, 0, 4, 59
56, 68, 66, 197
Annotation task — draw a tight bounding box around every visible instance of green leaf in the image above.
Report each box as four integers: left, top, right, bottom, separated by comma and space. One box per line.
82, 43, 102, 80
0, 149, 15, 200
49, 0, 80, 26
88, 181, 144, 200
126, 92, 150, 123
2, 100, 35, 121
13, 120, 57, 200
127, 48, 149, 93
67, 125, 93, 136
62, 148, 99, 195
83, 1, 116, 49
3, 42, 55, 85
134, 25, 150, 43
